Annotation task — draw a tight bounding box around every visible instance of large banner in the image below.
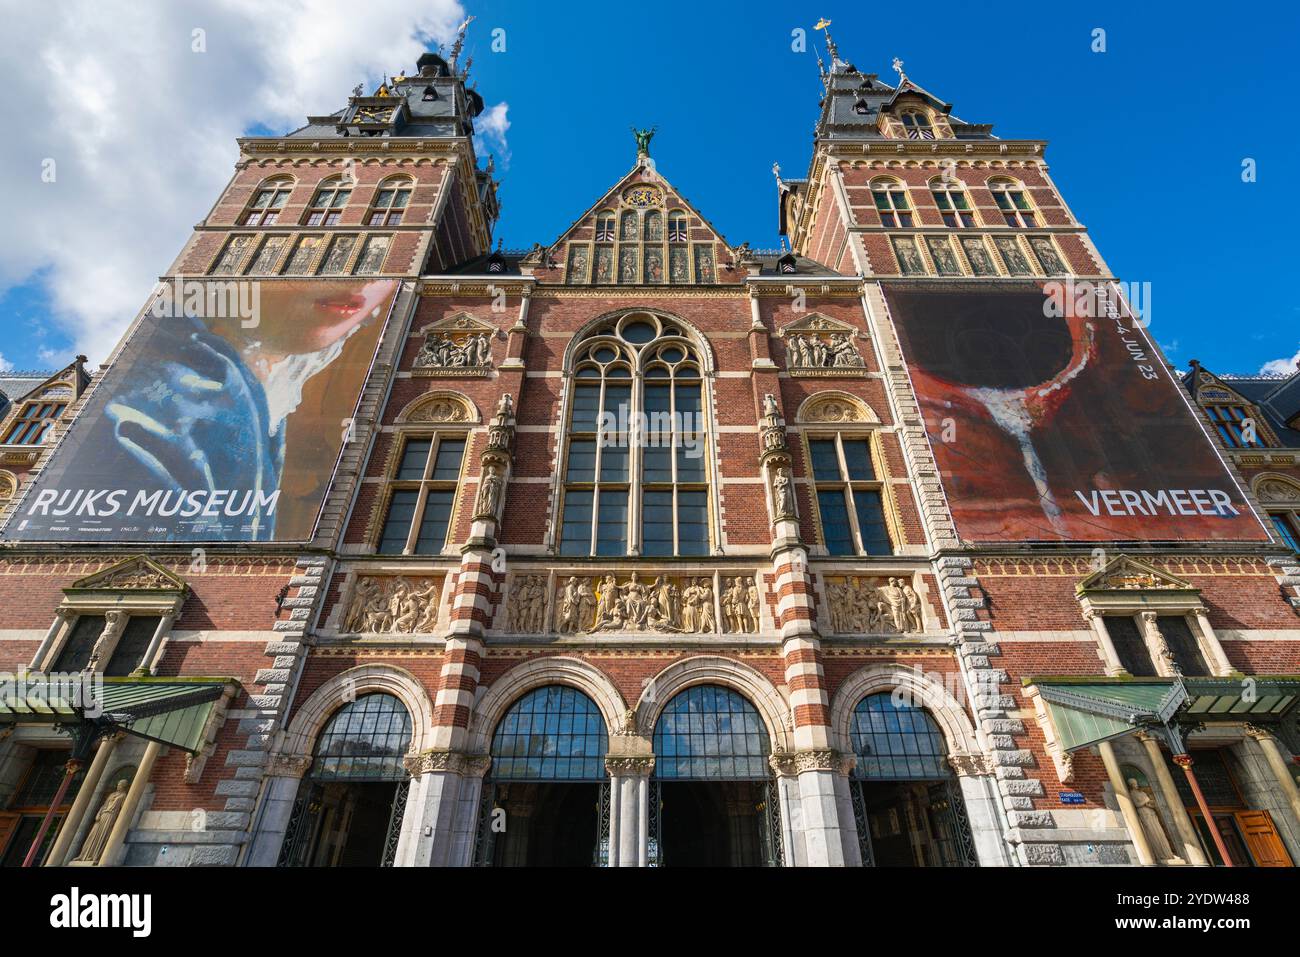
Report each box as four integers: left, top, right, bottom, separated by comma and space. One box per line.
3, 279, 399, 543
882, 282, 1269, 543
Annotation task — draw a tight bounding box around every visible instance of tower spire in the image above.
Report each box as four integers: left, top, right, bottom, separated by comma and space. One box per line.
449, 15, 475, 70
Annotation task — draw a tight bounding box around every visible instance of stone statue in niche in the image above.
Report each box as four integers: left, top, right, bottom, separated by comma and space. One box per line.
414, 331, 493, 370
343, 576, 441, 634
771, 467, 796, 519
74, 779, 129, 864
1129, 779, 1182, 864
507, 575, 546, 633
475, 465, 504, 519
825, 576, 924, 635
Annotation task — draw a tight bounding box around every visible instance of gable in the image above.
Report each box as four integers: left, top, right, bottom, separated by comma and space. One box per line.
67, 556, 189, 594
1076, 556, 1197, 595
536, 160, 742, 286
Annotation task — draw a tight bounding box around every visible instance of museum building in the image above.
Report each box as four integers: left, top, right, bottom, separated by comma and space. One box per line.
1, 26, 1299, 868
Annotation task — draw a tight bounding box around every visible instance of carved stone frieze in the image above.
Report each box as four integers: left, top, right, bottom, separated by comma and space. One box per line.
506, 575, 547, 633
823, 575, 925, 635
342, 575, 443, 635
555, 573, 721, 635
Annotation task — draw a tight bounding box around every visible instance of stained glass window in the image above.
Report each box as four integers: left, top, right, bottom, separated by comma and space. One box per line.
310, 694, 413, 782
653, 685, 771, 780
490, 686, 609, 781
850, 693, 951, 780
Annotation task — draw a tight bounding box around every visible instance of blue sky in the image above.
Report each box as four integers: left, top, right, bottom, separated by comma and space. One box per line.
4, 1, 1298, 376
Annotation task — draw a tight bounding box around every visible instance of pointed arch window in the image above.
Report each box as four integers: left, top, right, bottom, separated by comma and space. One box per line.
559, 314, 711, 557
870, 179, 913, 228
368, 177, 414, 226
303, 176, 352, 225
241, 176, 294, 226
988, 178, 1037, 227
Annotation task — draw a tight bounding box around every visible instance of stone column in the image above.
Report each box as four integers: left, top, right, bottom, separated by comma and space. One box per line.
46, 732, 120, 866
85, 611, 129, 674
29, 609, 73, 672
791, 748, 852, 867
1097, 739, 1155, 865
1245, 725, 1300, 830
139, 612, 177, 676
1192, 610, 1234, 676
1082, 609, 1125, 675
769, 753, 806, 867
1138, 611, 1178, 677
243, 754, 311, 867
605, 751, 654, 867
403, 749, 475, 867
448, 755, 491, 867
1135, 731, 1207, 866
98, 739, 162, 867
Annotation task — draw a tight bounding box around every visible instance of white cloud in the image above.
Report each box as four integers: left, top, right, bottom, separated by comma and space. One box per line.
1260, 348, 1300, 376
0, 353, 13, 374
0, 0, 480, 364
474, 101, 511, 166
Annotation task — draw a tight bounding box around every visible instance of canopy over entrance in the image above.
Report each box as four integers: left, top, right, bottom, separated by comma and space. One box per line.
0, 675, 238, 756
1027, 676, 1300, 754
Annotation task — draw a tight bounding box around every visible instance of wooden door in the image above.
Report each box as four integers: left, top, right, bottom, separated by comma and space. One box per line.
1235, 810, 1293, 867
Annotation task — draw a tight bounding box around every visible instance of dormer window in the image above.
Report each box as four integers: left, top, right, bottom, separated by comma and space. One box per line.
242, 176, 294, 226
870, 178, 913, 227
304, 176, 352, 226
900, 110, 934, 140
2, 400, 67, 445
422, 85, 437, 101
1205, 405, 1263, 448
853, 99, 870, 115
988, 178, 1037, 227
368, 177, 413, 226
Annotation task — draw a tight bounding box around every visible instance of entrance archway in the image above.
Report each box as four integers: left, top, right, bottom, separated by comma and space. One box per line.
475, 685, 610, 867
650, 684, 783, 866
848, 692, 976, 866
278, 693, 413, 867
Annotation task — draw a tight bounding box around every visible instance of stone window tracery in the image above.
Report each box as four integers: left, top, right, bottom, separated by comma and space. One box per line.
559, 313, 711, 557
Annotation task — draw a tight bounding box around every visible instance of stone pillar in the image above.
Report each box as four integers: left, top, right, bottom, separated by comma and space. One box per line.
243, 754, 311, 867
1097, 739, 1155, 865
99, 739, 162, 867
1192, 610, 1234, 677
1135, 731, 1207, 866
46, 732, 120, 866
949, 752, 1014, 866
1138, 611, 1178, 677
605, 751, 654, 867
1245, 725, 1300, 830
1082, 609, 1125, 675
85, 611, 129, 674
139, 613, 177, 676
830, 753, 862, 866
769, 755, 806, 866
29, 609, 73, 671
791, 748, 851, 867
448, 755, 491, 867
403, 750, 478, 867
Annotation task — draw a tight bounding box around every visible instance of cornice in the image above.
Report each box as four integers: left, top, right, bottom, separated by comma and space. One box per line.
237, 137, 470, 157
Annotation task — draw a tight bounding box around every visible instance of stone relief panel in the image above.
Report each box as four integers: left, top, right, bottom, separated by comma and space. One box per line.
822, 575, 926, 635
342, 575, 444, 635
411, 313, 499, 376
779, 314, 867, 376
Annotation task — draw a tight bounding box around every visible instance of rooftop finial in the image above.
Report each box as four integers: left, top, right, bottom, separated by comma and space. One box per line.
772, 162, 782, 185
892, 57, 908, 85
631, 125, 657, 158
814, 18, 839, 63
449, 15, 475, 69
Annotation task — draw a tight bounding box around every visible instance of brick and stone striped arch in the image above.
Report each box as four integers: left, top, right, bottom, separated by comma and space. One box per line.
280, 664, 437, 772
828, 664, 981, 762
634, 655, 793, 753
465, 656, 627, 755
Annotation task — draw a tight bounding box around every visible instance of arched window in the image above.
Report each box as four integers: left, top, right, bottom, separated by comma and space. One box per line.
559, 313, 710, 557
310, 693, 413, 781
899, 110, 934, 139
870, 178, 913, 227
652, 685, 770, 779
988, 178, 1037, 227
668, 211, 688, 243
595, 210, 616, 242
847, 692, 976, 867
928, 177, 975, 228
490, 686, 609, 781
241, 176, 294, 226
303, 176, 352, 225
367, 177, 414, 226
2, 399, 67, 446
0, 471, 15, 503
850, 693, 950, 780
